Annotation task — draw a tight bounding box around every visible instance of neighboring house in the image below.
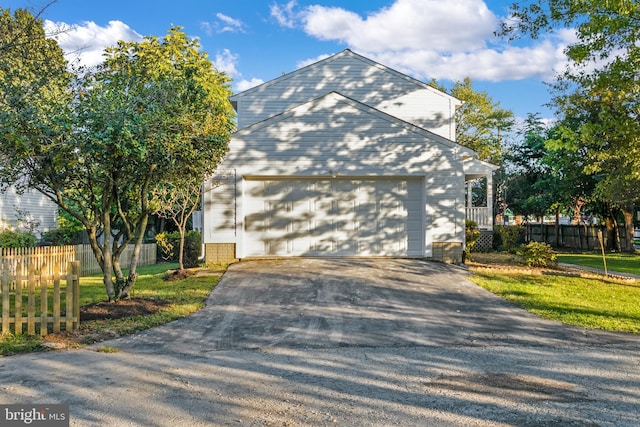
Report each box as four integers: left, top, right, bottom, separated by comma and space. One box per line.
0, 185, 58, 237
202, 49, 495, 264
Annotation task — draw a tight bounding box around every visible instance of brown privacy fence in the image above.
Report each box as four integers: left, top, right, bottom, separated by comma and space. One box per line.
526, 224, 635, 251
1, 260, 80, 336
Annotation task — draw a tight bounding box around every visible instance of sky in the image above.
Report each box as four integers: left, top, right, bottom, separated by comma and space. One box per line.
4, 0, 576, 121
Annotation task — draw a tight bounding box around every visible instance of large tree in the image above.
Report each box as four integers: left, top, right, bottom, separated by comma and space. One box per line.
500, 0, 639, 252
0, 11, 235, 300
449, 77, 515, 165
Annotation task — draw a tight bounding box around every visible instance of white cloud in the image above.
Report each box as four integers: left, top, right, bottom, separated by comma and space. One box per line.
44, 20, 142, 68
201, 13, 245, 36
270, 0, 573, 83
235, 78, 265, 92
213, 49, 240, 77
216, 13, 245, 33
270, 1, 298, 29
301, 0, 497, 53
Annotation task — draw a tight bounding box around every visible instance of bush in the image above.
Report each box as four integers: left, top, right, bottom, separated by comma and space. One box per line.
518, 241, 558, 268
465, 220, 480, 259
40, 228, 83, 245
0, 229, 36, 248
493, 225, 526, 253
155, 230, 202, 268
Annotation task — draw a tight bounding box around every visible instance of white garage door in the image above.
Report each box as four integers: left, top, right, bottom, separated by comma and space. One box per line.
243, 177, 423, 257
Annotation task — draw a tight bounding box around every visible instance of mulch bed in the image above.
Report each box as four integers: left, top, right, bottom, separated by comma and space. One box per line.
80, 298, 172, 321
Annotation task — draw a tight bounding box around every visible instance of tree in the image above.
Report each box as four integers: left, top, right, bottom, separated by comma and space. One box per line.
504, 114, 554, 221
500, 0, 640, 252
0, 15, 235, 300
449, 77, 515, 165
153, 177, 204, 272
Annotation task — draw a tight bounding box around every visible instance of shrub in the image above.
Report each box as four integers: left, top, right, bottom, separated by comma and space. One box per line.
40, 228, 83, 245
0, 229, 36, 248
465, 220, 480, 258
155, 230, 202, 268
493, 225, 526, 253
518, 241, 558, 268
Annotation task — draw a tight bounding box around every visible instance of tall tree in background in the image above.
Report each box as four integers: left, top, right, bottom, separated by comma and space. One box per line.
0, 12, 235, 300
500, 0, 639, 252
450, 77, 515, 165
504, 114, 554, 220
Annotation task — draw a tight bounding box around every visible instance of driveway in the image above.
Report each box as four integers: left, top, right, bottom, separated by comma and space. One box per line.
1, 259, 639, 426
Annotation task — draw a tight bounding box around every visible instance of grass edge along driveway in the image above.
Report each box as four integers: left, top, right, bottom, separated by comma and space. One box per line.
469, 267, 640, 334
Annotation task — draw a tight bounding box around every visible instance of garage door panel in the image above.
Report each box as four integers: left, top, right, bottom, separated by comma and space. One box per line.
243, 178, 423, 257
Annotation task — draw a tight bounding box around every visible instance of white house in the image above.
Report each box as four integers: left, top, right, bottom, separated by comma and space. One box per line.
202, 49, 495, 264
0, 186, 58, 236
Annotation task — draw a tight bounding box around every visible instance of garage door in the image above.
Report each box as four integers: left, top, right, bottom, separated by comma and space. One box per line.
243, 177, 423, 257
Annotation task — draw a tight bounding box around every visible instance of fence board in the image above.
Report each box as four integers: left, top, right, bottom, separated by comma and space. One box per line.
1, 260, 80, 336
0, 244, 157, 277
15, 263, 23, 335
526, 224, 633, 250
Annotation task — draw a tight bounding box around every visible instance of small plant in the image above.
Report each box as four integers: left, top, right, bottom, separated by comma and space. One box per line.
494, 225, 526, 253
96, 346, 120, 353
519, 241, 558, 268
155, 230, 201, 268
465, 220, 480, 259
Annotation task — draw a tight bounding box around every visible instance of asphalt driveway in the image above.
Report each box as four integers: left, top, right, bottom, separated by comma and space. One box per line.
1, 259, 639, 426
110, 258, 633, 354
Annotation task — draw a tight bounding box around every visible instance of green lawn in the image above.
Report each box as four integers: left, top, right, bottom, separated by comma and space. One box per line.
469, 271, 640, 334
1, 262, 222, 355
557, 253, 640, 275
76, 262, 221, 337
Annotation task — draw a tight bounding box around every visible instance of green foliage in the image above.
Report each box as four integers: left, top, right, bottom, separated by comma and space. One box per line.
0, 16, 235, 300
499, 0, 640, 252
0, 229, 36, 248
155, 231, 202, 268
450, 77, 514, 165
465, 220, 480, 257
155, 232, 174, 262
40, 228, 83, 245
518, 241, 558, 268
493, 225, 526, 253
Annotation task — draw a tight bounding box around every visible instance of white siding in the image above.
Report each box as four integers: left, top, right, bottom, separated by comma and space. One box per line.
0, 186, 57, 236
242, 177, 423, 257
205, 92, 467, 255
203, 169, 236, 243
232, 50, 459, 140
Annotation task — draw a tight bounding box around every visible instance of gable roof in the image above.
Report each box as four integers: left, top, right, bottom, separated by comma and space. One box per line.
230, 49, 461, 106
235, 91, 475, 158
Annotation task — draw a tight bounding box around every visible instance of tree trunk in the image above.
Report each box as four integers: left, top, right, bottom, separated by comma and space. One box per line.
621, 202, 636, 253
178, 228, 186, 271
554, 207, 560, 247
118, 212, 149, 299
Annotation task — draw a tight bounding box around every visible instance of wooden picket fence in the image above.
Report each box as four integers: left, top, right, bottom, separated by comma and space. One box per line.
74, 243, 157, 276
1, 260, 80, 336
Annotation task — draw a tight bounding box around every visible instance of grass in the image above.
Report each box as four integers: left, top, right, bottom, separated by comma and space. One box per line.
557, 252, 640, 276
1, 262, 222, 356
469, 269, 640, 334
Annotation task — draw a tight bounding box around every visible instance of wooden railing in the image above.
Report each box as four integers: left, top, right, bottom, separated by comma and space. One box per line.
1, 260, 80, 336
466, 207, 492, 229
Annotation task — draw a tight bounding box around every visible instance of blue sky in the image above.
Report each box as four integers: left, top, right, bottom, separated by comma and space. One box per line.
5, 0, 575, 121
